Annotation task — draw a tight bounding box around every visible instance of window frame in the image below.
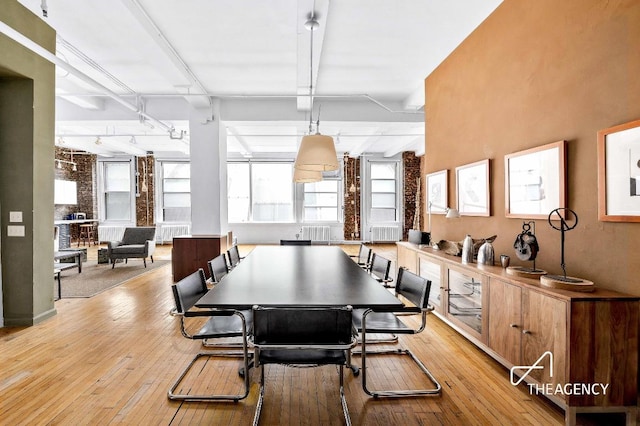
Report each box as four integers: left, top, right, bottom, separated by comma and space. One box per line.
227, 160, 296, 224
157, 160, 192, 223
302, 179, 342, 223
97, 158, 136, 224
365, 158, 402, 225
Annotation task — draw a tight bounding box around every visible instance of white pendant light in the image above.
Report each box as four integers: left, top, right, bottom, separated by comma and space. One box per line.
293, 167, 323, 183
293, 14, 338, 175
294, 133, 339, 172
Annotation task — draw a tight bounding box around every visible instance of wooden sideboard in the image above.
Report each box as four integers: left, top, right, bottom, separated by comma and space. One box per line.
171, 234, 230, 282
397, 241, 639, 426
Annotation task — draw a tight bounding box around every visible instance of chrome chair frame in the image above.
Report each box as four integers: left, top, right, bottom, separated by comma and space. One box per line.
357, 268, 442, 398
250, 305, 357, 426
168, 269, 251, 402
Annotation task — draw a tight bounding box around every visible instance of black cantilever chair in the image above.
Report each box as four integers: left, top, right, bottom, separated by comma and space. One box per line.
369, 253, 394, 288
207, 253, 229, 285
250, 306, 357, 426
227, 245, 244, 270
354, 267, 442, 398
279, 239, 312, 246
168, 268, 250, 401
350, 244, 372, 271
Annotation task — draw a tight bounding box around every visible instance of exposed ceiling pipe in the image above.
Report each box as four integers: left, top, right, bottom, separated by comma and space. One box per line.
0, 20, 177, 134
227, 133, 423, 137
57, 35, 136, 95
56, 92, 423, 114
123, 0, 213, 113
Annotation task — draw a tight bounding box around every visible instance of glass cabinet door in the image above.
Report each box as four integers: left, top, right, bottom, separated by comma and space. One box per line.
446, 268, 484, 337
419, 256, 442, 311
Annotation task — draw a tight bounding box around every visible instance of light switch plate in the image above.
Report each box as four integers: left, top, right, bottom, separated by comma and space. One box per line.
8, 225, 25, 237
9, 211, 22, 222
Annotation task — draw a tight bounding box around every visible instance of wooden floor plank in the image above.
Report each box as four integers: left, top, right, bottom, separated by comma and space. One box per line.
0, 244, 577, 425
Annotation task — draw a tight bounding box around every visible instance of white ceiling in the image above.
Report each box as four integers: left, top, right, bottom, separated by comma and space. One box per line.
15, 0, 502, 158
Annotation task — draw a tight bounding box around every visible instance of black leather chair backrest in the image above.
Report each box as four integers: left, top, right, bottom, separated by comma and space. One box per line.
280, 239, 312, 246
172, 269, 208, 314
208, 254, 229, 282
358, 244, 372, 264
252, 306, 353, 346
227, 245, 241, 268
370, 253, 391, 280
395, 268, 431, 309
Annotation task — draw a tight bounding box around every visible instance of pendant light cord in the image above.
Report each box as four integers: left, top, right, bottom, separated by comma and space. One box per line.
308, 13, 315, 135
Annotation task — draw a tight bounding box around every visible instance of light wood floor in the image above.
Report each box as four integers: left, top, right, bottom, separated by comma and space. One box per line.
1, 243, 617, 425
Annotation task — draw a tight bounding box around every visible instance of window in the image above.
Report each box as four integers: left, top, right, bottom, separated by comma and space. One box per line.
228, 162, 294, 222
304, 180, 339, 221
160, 162, 191, 222
370, 162, 398, 222
227, 163, 250, 222
103, 162, 132, 221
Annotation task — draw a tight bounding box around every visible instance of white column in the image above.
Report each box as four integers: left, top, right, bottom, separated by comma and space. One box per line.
188, 99, 227, 236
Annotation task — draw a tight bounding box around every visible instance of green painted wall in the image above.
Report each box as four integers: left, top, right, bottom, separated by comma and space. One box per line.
0, 1, 56, 325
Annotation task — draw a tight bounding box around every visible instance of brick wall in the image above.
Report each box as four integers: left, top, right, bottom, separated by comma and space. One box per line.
54, 147, 97, 241
402, 152, 423, 240
343, 156, 361, 240
54, 147, 98, 219
135, 155, 155, 226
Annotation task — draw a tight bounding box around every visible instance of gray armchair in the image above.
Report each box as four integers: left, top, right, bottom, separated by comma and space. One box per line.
107, 227, 156, 268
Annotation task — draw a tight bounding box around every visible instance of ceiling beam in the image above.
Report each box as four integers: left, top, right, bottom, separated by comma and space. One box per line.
226, 127, 253, 158
383, 135, 424, 157
348, 133, 383, 158
120, 0, 212, 110
296, 0, 330, 112
402, 84, 426, 111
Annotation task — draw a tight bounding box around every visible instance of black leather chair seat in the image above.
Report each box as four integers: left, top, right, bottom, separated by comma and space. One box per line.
352, 309, 411, 334
259, 349, 347, 365
198, 310, 253, 338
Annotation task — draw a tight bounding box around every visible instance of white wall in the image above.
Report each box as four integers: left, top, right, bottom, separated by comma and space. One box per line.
231, 223, 344, 245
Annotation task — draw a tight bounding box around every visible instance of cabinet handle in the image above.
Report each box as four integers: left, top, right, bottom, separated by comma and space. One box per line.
509, 323, 519, 328
522, 329, 532, 335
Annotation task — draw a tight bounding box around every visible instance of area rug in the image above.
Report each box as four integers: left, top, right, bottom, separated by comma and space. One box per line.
56, 260, 170, 298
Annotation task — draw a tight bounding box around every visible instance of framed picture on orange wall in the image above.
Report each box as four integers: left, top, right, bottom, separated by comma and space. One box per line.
504, 140, 566, 219
456, 159, 490, 216
598, 118, 640, 222
426, 169, 448, 214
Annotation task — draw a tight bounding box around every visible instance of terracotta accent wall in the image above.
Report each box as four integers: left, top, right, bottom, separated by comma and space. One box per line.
402, 152, 422, 239
343, 156, 361, 240
424, 0, 640, 294
135, 155, 155, 227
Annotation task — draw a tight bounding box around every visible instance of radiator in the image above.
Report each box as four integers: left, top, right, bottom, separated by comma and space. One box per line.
301, 226, 331, 243
158, 223, 191, 244
98, 226, 126, 243
370, 226, 401, 242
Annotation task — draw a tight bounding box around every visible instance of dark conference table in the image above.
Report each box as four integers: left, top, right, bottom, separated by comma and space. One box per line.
196, 245, 403, 310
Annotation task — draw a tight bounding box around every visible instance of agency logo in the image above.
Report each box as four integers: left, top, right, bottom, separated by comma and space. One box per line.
510, 351, 552, 386
510, 351, 609, 397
